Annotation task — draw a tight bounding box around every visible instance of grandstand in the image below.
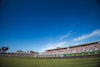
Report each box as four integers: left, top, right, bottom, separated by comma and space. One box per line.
37, 41, 100, 57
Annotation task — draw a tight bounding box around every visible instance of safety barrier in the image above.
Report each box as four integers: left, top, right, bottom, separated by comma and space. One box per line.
64, 51, 100, 57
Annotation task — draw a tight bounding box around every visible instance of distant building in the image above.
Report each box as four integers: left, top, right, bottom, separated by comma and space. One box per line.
16, 50, 25, 53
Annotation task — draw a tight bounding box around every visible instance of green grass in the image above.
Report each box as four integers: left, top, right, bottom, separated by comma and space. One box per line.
0, 57, 100, 67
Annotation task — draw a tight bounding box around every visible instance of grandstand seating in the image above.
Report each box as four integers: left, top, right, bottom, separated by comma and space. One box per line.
38, 41, 100, 57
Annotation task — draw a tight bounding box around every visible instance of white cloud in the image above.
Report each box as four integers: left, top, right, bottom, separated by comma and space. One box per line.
40, 41, 66, 52
59, 31, 72, 40
73, 29, 100, 41
73, 42, 83, 45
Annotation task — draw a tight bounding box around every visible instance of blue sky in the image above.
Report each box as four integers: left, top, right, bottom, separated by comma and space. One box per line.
0, 0, 100, 53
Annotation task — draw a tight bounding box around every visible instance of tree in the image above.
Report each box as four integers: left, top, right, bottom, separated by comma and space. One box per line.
30, 51, 34, 53
2, 47, 9, 52
0, 48, 1, 51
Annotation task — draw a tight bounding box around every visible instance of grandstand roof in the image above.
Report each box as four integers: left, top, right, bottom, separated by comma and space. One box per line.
46, 47, 68, 51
